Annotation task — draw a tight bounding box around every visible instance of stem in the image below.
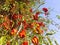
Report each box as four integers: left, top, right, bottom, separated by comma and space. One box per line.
33, 1, 45, 13
10, 23, 23, 42
17, 23, 23, 35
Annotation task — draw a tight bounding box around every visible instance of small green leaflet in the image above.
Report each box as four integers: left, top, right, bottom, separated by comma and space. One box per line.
56, 15, 60, 19
47, 36, 53, 45
46, 30, 56, 35
54, 40, 59, 45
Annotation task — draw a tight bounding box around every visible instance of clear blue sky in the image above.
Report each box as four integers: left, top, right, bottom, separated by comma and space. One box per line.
41, 0, 60, 44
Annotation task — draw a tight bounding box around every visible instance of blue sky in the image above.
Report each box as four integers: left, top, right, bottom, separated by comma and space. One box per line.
41, 0, 60, 44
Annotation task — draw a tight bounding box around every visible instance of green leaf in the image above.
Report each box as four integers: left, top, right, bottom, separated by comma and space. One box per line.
38, 35, 43, 45
47, 37, 53, 45
46, 30, 56, 35
45, 19, 52, 24
0, 18, 4, 24
11, 40, 19, 45
46, 33, 53, 35
0, 36, 6, 45
56, 15, 60, 19
2, 4, 10, 12
16, 42, 18, 45
54, 40, 59, 45
43, 39, 49, 45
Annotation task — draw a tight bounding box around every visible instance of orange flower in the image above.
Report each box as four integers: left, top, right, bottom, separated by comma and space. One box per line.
31, 22, 36, 26
21, 41, 28, 45
22, 20, 26, 24
12, 14, 18, 20
31, 22, 39, 27
40, 30, 44, 34
19, 30, 26, 38
42, 8, 48, 12
32, 36, 38, 45
33, 12, 40, 20
30, 8, 33, 12
36, 27, 44, 34
18, 14, 22, 19
42, 8, 48, 16
3, 22, 9, 30
22, 20, 28, 29
18, 21, 21, 26
24, 24, 28, 29
6, 41, 10, 45
10, 28, 17, 35
37, 22, 45, 27
36, 12, 40, 15
36, 27, 40, 33
33, 15, 38, 20
28, 23, 33, 28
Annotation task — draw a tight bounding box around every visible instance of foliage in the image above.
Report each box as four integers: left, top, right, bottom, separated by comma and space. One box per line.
0, 0, 59, 45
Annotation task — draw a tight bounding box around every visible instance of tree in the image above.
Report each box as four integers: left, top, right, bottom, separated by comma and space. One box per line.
0, 0, 59, 45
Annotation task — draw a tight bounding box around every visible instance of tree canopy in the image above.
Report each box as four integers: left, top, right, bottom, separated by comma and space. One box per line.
0, 0, 59, 45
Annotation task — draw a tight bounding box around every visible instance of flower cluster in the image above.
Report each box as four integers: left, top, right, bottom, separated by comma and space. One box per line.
0, 0, 57, 45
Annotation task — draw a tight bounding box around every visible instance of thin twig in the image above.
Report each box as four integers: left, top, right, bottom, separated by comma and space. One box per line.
33, 1, 45, 13
10, 23, 23, 42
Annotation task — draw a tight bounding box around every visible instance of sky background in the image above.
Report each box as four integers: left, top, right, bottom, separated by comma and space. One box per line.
39, 0, 60, 45
45, 0, 60, 45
